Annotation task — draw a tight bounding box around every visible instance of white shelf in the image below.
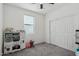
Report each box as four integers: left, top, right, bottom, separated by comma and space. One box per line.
3, 32, 25, 54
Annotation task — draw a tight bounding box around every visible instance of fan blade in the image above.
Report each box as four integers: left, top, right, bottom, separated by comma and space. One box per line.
40, 4, 43, 9
49, 3, 54, 4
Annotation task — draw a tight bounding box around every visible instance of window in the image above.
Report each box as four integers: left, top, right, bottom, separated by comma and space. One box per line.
24, 15, 34, 35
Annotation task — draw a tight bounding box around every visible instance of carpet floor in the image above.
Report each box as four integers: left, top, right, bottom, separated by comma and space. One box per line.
3, 43, 75, 56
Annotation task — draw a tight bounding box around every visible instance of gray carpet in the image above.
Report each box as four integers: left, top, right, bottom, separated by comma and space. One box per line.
3, 43, 75, 56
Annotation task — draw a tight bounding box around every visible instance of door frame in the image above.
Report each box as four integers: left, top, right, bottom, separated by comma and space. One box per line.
49, 20, 51, 43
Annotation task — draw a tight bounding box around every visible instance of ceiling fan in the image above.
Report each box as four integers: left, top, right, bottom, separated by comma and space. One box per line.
40, 3, 54, 9
32, 3, 55, 9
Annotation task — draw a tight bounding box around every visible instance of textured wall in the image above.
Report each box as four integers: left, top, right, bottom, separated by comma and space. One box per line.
3, 4, 45, 45
45, 3, 79, 51
0, 3, 3, 55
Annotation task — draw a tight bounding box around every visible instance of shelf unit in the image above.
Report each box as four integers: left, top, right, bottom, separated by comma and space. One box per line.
3, 32, 25, 54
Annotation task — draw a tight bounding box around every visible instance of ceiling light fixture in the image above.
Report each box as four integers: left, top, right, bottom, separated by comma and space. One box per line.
32, 3, 55, 9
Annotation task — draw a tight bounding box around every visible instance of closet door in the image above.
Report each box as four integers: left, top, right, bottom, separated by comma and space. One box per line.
50, 16, 75, 51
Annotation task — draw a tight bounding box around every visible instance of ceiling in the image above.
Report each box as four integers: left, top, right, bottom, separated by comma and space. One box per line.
7, 3, 65, 15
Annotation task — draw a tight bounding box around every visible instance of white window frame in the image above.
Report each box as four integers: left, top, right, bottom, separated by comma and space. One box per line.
24, 15, 35, 35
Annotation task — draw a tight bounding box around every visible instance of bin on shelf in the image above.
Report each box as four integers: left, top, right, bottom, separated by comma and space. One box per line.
75, 48, 79, 56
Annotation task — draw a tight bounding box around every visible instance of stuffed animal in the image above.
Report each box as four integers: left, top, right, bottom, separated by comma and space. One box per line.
25, 40, 34, 48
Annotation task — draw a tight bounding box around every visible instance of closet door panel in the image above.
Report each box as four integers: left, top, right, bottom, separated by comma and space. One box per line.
50, 16, 75, 51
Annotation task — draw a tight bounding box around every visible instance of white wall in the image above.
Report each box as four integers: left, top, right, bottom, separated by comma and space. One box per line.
3, 4, 45, 44
0, 3, 3, 55
45, 3, 79, 51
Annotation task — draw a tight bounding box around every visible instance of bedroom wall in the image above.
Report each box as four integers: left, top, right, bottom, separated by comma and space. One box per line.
0, 3, 3, 55
45, 3, 79, 51
3, 4, 45, 44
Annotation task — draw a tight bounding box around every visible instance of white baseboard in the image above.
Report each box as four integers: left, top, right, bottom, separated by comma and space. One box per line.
49, 43, 74, 52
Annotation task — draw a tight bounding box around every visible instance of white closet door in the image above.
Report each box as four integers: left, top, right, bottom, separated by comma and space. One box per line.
50, 21, 56, 44
50, 16, 75, 51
